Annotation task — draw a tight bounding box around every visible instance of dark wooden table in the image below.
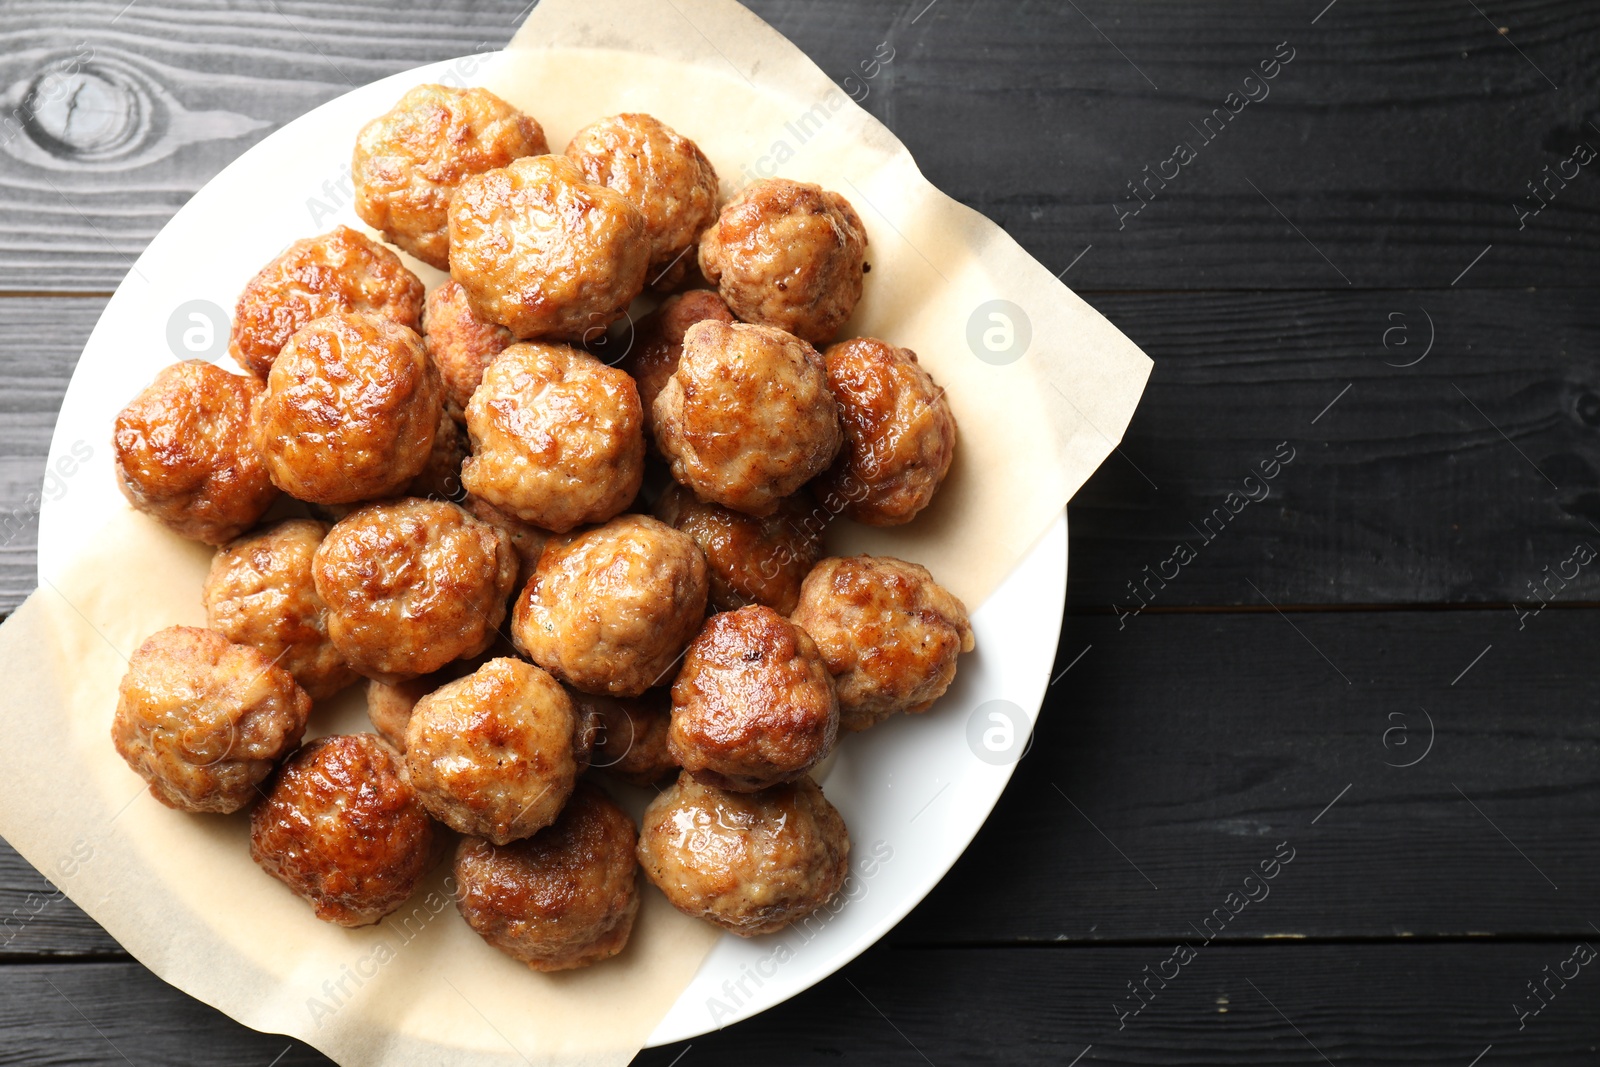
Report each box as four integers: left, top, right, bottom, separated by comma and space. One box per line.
4, 1, 1599, 1063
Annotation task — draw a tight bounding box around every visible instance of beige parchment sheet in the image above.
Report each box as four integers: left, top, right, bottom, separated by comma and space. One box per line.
0, 0, 1150, 1065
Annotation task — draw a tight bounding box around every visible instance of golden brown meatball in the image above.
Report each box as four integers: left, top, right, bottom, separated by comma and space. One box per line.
404, 658, 579, 844
460, 342, 644, 533
454, 782, 639, 971
422, 279, 514, 420
653, 320, 841, 516
565, 114, 719, 291
449, 154, 649, 340
571, 687, 676, 787
252, 311, 443, 505
791, 556, 974, 732
463, 493, 548, 595
637, 772, 848, 936
353, 84, 548, 271
817, 337, 956, 526
668, 607, 837, 792
113, 361, 279, 545
363, 641, 514, 752
512, 514, 707, 697
623, 290, 734, 440
312, 498, 518, 683
405, 405, 467, 500
203, 519, 358, 701
229, 226, 424, 379
697, 178, 867, 344
653, 482, 821, 614
249, 734, 434, 927
111, 626, 311, 814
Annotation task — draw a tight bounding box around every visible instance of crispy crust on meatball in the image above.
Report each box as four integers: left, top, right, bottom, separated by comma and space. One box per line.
203, 519, 358, 701
312, 499, 517, 683
571, 687, 676, 787
113, 361, 279, 545
404, 658, 579, 844
791, 556, 974, 732
637, 772, 848, 936
463, 493, 548, 595
512, 514, 708, 697
453, 782, 639, 971
565, 114, 719, 291
112, 626, 311, 813
697, 178, 867, 344
653, 320, 841, 516
354, 84, 548, 270
229, 226, 424, 379
623, 290, 734, 440
460, 342, 644, 533
250, 734, 434, 927
252, 311, 443, 505
818, 337, 956, 526
653, 482, 821, 615
448, 154, 649, 340
669, 607, 837, 792
422, 279, 514, 420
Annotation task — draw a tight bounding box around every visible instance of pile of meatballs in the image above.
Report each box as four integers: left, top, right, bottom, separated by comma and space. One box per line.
107, 84, 970, 972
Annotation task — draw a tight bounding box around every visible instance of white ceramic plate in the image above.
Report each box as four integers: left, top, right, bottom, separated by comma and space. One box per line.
36, 53, 1068, 1048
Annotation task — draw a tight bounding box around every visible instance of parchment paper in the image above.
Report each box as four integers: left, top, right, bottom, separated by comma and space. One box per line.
0, 0, 1150, 1064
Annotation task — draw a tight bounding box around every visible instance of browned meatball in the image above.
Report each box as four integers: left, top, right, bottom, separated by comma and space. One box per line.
111, 626, 311, 814
463, 493, 548, 595
250, 734, 434, 927
623, 290, 734, 440
252, 311, 443, 505
512, 514, 707, 697
637, 772, 848, 936
697, 178, 867, 344
353, 84, 548, 271
817, 337, 956, 526
113, 361, 279, 545
203, 519, 358, 701
404, 658, 579, 843
363, 641, 515, 751
405, 405, 467, 500
668, 607, 837, 792
229, 226, 425, 379
449, 154, 649, 340
653, 320, 841, 516
653, 482, 821, 614
312, 499, 517, 683
422, 279, 514, 420
791, 556, 974, 732
565, 114, 719, 291
571, 688, 676, 787
460, 342, 644, 533
454, 782, 639, 971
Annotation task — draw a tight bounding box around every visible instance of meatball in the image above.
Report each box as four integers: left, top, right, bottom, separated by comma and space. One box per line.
637, 772, 848, 936
572, 688, 676, 787
653, 320, 842, 516
312, 499, 518, 683
512, 514, 708, 697
565, 114, 719, 291
791, 556, 974, 732
405, 405, 467, 500
623, 289, 734, 440
697, 178, 867, 344
229, 226, 424, 379
404, 658, 580, 844
353, 84, 548, 270
422, 279, 514, 420
202, 519, 358, 701
817, 337, 956, 526
111, 626, 311, 814
668, 607, 837, 792
463, 493, 548, 595
460, 342, 644, 533
250, 734, 434, 927
448, 154, 649, 340
113, 361, 279, 545
654, 482, 821, 614
454, 782, 639, 971
252, 311, 443, 505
